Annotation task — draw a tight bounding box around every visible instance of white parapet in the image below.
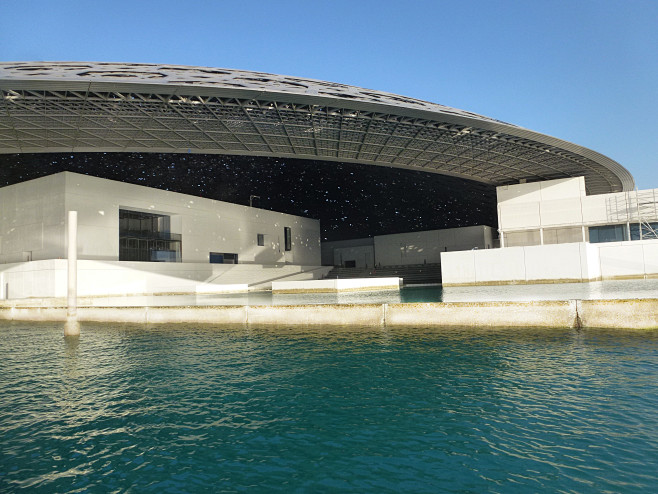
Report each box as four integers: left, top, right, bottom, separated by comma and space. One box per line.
441, 239, 658, 286
272, 277, 402, 293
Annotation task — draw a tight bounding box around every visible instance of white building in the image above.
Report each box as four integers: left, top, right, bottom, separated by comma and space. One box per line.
441, 177, 658, 285
322, 225, 494, 268
0, 172, 328, 298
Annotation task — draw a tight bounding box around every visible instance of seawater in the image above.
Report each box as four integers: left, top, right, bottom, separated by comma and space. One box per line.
1, 323, 657, 493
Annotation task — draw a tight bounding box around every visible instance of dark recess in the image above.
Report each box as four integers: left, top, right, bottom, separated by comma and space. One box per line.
0, 153, 497, 241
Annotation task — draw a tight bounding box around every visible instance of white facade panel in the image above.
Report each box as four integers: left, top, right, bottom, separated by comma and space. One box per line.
0, 172, 321, 267
523, 243, 584, 281
597, 243, 648, 279
498, 202, 541, 230
496, 181, 542, 204
538, 176, 585, 201
0, 174, 67, 263
473, 247, 526, 283
442, 240, 658, 285
539, 198, 584, 226
438, 250, 476, 285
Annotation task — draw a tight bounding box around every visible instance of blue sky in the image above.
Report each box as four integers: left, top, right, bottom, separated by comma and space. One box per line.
2, 0, 656, 188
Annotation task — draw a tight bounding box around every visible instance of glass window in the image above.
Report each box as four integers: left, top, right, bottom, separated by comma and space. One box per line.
630, 222, 658, 240
257, 234, 265, 246
284, 227, 291, 251
210, 252, 238, 264
119, 209, 181, 262
588, 224, 627, 243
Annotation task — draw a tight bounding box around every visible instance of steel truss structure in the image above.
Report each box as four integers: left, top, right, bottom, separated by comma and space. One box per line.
0, 62, 634, 194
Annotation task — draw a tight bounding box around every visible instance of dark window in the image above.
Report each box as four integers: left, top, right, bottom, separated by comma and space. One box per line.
344, 260, 356, 268
588, 224, 627, 243
284, 227, 291, 251
630, 222, 658, 240
119, 209, 181, 262
210, 252, 238, 264
257, 233, 265, 246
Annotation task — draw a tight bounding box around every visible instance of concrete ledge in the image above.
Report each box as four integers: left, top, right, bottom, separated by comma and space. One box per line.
579, 299, 658, 329
0, 299, 656, 329
247, 304, 385, 326
443, 279, 599, 287
385, 300, 580, 328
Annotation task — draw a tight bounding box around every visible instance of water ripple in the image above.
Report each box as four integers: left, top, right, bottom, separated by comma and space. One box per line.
1, 323, 657, 492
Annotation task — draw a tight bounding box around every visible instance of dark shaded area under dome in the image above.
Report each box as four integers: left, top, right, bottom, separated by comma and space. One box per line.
0, 153, 497, 241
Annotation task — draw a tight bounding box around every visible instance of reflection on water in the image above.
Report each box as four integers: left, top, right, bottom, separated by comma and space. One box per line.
1, 323, 657, 492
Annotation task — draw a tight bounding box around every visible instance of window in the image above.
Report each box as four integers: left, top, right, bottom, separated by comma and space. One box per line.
210, 252, 238, 264
284, 227, 291, 251
630, 222, 658, 240
119, 209, 181, 262
588, 224, 627, 243
257, 233, 265, 246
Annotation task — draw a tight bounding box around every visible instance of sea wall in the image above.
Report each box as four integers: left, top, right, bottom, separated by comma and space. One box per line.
0, 299, 656, 330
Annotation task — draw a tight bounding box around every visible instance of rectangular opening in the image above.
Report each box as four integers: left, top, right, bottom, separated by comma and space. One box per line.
119, 209, 181, 262
210, 252, 238, 264
589, 224, 627, 243
284, 227, 291, 251
257, 233, 265, 246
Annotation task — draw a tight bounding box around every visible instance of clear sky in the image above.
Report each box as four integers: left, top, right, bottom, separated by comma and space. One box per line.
1, 0, 656, 188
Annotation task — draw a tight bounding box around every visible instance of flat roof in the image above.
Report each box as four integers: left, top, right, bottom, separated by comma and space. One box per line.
0, 61, 634, 194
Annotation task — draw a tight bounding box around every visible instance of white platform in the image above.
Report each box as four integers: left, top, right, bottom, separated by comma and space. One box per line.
272, 277, 402, 293
0, 260, 332, 299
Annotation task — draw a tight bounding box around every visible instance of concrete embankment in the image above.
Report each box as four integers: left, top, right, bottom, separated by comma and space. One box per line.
0, 299, 657, 329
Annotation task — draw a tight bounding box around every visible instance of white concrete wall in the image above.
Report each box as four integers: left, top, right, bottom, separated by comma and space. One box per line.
0, 174, 67, 263
498, 177, 658, 236
63, 172, 320, 265
0, 172, 321, 266
373, 225, 492, 267
442, 239, 658, 285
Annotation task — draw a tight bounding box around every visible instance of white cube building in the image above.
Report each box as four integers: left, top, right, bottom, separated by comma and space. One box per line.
0, 172, 327, 298
441, 177, 658, 285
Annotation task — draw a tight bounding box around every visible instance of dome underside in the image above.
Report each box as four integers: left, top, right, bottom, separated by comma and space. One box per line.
0, 62, 634, 194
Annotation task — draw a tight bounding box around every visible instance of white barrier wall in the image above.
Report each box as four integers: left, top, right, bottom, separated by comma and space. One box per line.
441, 240, 658, 285
0, 172, 321, 266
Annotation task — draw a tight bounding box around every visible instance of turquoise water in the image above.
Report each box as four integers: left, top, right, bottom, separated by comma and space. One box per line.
1, 323, 658, 493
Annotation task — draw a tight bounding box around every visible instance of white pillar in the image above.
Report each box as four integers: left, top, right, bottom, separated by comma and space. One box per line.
65, 211, 79, 336
582, 225, 587, 243
499, 230, 505, 248
539, 228, 544, 245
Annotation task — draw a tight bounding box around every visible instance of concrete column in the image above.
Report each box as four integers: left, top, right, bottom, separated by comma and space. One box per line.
499, 230, 505, 248
626, 222, 631, 241
582, 225, 587, 242
65, 211, 79, 336
539, 228, 544, 245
